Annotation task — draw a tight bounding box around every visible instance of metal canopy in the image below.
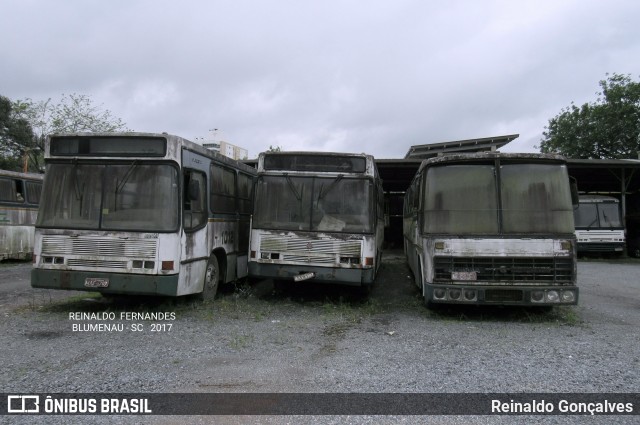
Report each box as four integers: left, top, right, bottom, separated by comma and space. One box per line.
405, 134, 519, 159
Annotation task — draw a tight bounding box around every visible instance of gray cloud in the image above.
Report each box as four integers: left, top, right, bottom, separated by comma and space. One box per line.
2, 0, 639, 158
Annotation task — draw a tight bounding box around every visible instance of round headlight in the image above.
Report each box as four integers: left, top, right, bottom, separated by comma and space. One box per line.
531, 290, 544, 302
434, 288, 446, 299
464, 289, 477, 301
448, 289, 461, 300
546, 290, 560, 303
561, 291, 575, 303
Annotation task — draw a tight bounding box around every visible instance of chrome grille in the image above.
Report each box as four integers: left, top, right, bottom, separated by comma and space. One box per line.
434, 257, 574, 283
67, 259, 128, 269
41, 235, 157, 258
282, 254, 336, 264
261, 235, 361, 255
260, 234, 362, 264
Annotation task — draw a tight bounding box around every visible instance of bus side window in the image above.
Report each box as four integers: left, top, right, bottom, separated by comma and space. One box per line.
183, 170, 206, 230
26, 181, 42, 204
0, 178, 22, 203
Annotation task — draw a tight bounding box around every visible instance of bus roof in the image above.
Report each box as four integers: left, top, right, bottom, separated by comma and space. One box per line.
0, 169, 44, 181
418, 152, 567, 172
45, 132, 257, 175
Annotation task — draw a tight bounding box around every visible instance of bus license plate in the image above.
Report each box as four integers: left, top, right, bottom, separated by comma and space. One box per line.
294, 272, 315, 282
84, 277, 109, 288
452, 271, 477, 281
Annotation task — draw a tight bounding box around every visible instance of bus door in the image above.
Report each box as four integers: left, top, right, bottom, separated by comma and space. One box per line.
180, 160, 210, 295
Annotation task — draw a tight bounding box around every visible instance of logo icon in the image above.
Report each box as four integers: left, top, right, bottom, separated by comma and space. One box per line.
7, 395, 40, 413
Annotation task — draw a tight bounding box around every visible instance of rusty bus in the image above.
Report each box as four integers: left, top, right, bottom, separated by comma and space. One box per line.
0, 169, 43, 260
248, 151, 384, 289
403, 152, 579, 307
31, 133, 256, 299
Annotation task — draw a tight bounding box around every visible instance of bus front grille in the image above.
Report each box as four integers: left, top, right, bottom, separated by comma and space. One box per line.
485, 289, 524, 302
260, 235, 362, 264
41, 235, 157, 258
67, 259, 128, 269
434, 256, 574, 283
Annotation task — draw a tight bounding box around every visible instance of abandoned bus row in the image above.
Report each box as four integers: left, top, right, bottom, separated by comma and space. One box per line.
0, 132, 622, 307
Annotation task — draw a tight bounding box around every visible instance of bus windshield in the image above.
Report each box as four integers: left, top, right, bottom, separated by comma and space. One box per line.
37, 162, 179, 231
574, 202, 622, 228
253, 175, 372, 233
422, 163, 574, 234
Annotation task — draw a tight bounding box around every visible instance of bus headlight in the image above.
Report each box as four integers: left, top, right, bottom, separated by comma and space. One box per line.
448, 289, 461, 300
561, 290, 576, 303
545, 290, 560, 303
433, 288, 446, 300
463, 289, 477, 301
531, 290, 544, 303
559, 240, 572, 251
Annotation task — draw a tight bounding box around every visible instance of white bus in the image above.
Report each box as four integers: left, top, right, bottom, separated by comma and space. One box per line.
573, 195, 625, 254
248, 152, 384, 288
0, 169, 43, 260
31, 132, 256, 299
404, 152, 579, 307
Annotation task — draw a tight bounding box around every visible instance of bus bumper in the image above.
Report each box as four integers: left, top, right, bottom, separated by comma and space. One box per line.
31, 268, 180, 296
248, 262, 375, 286
425, 284, 579, 306
576, 242, 625, 253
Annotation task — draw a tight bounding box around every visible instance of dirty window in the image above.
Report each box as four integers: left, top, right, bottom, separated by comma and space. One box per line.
598, 203, 622, 228
253, 175, 373, 233
210, 164, 236, 213
37, 164, 103, 229
574, 203, 598, 228
0, 178, 18, 203
501, 164, 574, 234
263, 154, 366, 173
37, 163, 179, 231
423, 165, 498, 234
253, 176, 313, 231
237, 172, 253, 214
101, 164, 179, 231
26, 181, 42, 204
183, 170, 207, 230
312, 178, 372, 232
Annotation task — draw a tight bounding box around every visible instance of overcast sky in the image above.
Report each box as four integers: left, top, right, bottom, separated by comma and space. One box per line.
2, 0, 639, 159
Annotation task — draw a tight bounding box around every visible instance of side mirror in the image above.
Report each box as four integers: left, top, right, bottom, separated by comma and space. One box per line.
187, 180, 200, 201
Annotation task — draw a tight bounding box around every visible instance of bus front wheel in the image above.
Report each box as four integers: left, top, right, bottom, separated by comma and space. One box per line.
202, 255, 220, 301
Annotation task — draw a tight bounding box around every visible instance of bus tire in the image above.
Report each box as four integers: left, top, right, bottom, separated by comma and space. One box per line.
202, 255, 220, 301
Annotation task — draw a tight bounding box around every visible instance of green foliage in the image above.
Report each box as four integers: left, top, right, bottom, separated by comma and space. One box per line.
539, 73, 640, 159
7, 93, 130, 171
0, 95, 35, 172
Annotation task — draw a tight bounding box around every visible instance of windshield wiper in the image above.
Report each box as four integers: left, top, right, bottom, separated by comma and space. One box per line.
284, 174, 302, 201
586, 216, 599, 229
318, 175, 343, 200
116, 161, 139, 194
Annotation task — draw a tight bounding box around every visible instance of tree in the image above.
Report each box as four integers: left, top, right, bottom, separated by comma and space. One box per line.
11, 93, 130, 171
539, 74, 640, 159
0, 95, 35, 172
267, 145, 282, 152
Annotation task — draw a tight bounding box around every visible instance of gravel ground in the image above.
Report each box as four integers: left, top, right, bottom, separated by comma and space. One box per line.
1, 253, 639, 424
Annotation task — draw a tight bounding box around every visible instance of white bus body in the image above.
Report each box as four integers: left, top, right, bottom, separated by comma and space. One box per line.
574, 195, 625, 254
31, 133, 256, 298
248, 152, 384, 287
